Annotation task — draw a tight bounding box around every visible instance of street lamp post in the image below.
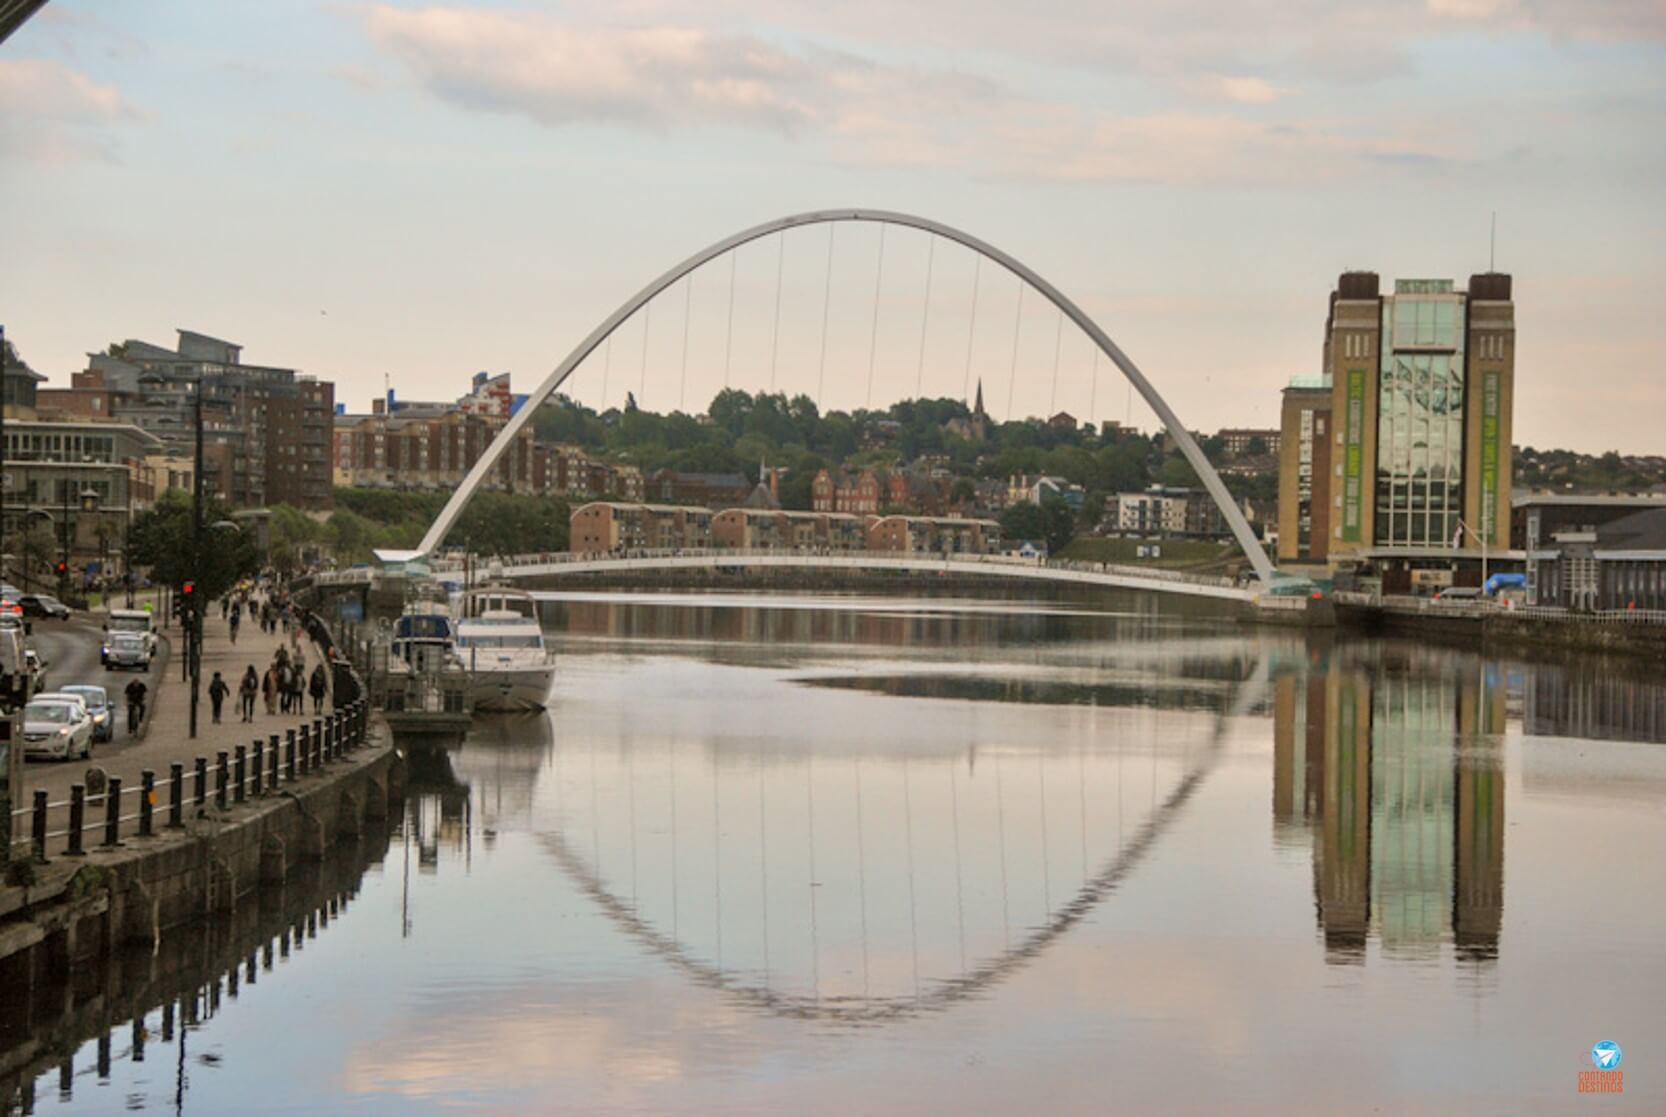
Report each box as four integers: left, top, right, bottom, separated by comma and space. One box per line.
190, 377, 205, 739
1457, 516, 1490, 591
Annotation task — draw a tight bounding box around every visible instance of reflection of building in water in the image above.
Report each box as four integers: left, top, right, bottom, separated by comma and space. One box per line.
1272, 650, 1505, 964
1522, 665, 1666, 745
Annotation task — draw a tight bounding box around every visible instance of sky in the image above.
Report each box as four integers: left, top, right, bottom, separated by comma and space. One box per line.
1, 0, 1663, 452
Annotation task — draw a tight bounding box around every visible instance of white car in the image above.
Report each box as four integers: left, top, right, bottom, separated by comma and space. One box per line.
39, 688, 111, 743
22, 697, 95, 761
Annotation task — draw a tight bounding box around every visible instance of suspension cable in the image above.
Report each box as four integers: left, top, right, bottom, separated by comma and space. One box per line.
816, 223, 835, 408
769, 232, 785, 393
599, 334, 612, 412
864, 224, 887, 409
638, 301, 651, 408
1005, 280, 1024, 420
723, 250, 737, 390
962, 255, 981, 406
1048, 307, 1064, 415
678, 274, 693, 412
915, 235, 935, 401
1088, 347, 1100, 429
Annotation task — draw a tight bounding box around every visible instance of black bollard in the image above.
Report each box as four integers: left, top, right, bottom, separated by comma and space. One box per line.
67, 785, 85, 856
270, 733, 281, 788
102, 777, 122, 846
139, 770, 155, 837
286, 729, 297, 782
169, 762, 185, 827
234, 746, 247, 804
251, 740, 264, 796
32, 789, 49, 862
215, 752, 229, 810
194, 757, 207, 806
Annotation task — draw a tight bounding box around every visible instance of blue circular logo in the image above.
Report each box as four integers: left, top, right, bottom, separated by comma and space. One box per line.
1591, 1041, 1622, 1070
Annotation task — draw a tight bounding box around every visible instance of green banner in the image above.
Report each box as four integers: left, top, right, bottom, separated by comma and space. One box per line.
1479, 370, 1500, 543
1341, 369, 1366, 542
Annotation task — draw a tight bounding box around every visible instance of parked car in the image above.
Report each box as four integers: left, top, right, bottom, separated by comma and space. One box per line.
19, 593, 72, 620
22, 697, 94, 761
1432, 586, 1485, 605
52, 685, 114, 743
103, 631, 152, 671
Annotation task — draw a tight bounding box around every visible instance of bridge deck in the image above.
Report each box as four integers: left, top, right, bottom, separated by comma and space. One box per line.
323, 550, 1253, 603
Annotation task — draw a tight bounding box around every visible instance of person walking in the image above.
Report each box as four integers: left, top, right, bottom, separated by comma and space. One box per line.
263, 662, 279, 715
208, 670, 229, 724
239, 665, 259, 722
310, 662, 328, 714
229, 606, 241, 645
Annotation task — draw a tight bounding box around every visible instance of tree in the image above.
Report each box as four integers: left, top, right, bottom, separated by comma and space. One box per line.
128, 491, 260, 600
1038, 495, 1077, 554
1245, 435, 1269, 457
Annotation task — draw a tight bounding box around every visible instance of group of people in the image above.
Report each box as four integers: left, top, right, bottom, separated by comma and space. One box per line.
206, 584, 330, 725
222, 587, 312, 649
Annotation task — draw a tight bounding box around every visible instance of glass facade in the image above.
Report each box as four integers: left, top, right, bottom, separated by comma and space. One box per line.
1374, 293, 1465, 548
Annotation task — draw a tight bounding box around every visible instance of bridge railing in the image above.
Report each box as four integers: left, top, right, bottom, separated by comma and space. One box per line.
410, 547, 1240, 589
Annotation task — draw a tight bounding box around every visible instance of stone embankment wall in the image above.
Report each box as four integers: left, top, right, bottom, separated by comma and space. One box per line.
0, 651, 404, 1006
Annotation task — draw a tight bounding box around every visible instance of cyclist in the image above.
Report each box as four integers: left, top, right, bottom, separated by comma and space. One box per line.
124, 676, 149, 734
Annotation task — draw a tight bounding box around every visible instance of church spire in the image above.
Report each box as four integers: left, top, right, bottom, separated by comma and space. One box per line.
973, 378, 986, 419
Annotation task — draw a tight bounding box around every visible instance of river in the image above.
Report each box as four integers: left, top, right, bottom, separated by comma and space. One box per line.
9, 588, 1665, 1115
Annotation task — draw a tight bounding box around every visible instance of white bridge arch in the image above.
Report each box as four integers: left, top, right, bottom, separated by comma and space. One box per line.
387, 209, 1275, 584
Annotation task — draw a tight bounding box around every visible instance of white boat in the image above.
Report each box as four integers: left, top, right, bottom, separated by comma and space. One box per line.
453, 587, 555, 712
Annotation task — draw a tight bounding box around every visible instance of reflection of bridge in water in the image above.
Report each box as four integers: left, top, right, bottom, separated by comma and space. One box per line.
526, 654, 1269, 1026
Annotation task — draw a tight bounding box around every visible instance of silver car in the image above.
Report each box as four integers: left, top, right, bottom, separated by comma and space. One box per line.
52, 685, 114, 743
104, 631, 152, 670
22, 698, 94, 761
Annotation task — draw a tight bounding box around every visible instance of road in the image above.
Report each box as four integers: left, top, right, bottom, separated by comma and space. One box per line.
15, 603, 337, 832
27, 615, 165, 761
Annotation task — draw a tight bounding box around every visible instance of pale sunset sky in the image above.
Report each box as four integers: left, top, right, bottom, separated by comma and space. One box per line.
2, 1, 1663, 452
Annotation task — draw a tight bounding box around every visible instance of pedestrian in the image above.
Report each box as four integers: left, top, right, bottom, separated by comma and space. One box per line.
263, 663, 279, 715
208, 670, 229, 724
310, 662, 328, 714
239, 665, 259, 722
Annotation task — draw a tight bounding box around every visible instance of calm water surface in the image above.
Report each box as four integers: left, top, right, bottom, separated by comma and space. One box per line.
11, 589, 1666, 1115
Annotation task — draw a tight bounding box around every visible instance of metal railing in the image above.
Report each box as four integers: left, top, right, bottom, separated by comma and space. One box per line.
314, 547, 1242, 590
7, 700, 372, 862
1329, 591, 1666, 627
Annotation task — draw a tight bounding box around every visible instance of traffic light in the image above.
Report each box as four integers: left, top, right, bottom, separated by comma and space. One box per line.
55, 561, 66, 576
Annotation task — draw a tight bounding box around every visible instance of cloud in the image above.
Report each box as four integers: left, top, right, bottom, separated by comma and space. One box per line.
1199, 76, 1290, 104
0, 59, 140, 164
361, 5, 1467, 186
365, 6, 824, 131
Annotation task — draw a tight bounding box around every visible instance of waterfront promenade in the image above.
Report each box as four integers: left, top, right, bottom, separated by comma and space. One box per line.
19, 603, 336, 811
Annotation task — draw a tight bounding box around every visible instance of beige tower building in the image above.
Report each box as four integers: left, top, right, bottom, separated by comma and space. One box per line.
1300, 271, 1514, 587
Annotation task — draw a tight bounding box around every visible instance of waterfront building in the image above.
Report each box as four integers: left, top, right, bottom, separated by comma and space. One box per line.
0, 418, 162, 585
570, 502, 714, 553
1279, 272, 1516, 587
1277, 376, 1334, 564
1109, 486, 1235, 539
648, 469, 751, 510
1529, 507, 1666, 611
77, 330, 335, 510
1216, 428, 1280, 459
